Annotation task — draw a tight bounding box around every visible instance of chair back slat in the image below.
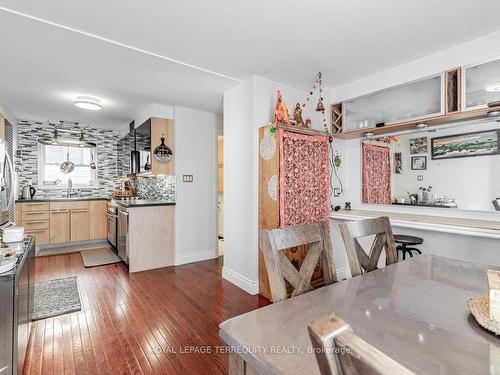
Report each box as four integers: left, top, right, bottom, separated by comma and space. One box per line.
308, 314, 415, 375
339, 217, 397, 277
260, 221, 337, 302
269, 223, 322, 250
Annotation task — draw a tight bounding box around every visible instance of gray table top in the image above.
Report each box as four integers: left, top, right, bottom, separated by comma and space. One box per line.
219, 255, 500, 375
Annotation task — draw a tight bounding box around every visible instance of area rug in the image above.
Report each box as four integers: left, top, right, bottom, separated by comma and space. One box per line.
80, 247, 121, 267
33, 277, 81, 320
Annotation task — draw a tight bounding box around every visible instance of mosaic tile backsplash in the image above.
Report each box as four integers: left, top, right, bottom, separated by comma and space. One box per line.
135, 175, 176, 201
16, 124, 121, 199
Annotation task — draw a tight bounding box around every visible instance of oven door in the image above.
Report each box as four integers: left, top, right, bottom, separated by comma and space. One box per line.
106, 212, 117, 249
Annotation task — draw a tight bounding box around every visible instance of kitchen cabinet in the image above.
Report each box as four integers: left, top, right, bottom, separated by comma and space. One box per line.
49, 209, 70, 244
134, 118, 175, 175
89, 201, 107, 240
19, 202, 50, 246
50, 201, 90, 244
463, 57, 500, 110
70, 208, 90, 242
343, 73, 444, 132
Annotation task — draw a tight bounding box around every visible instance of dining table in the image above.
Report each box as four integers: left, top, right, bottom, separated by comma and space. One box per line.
219, 255, 500, 374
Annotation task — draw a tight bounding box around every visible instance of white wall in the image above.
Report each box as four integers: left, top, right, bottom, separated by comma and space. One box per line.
223, 75, 337, 294
331, 30, 500, 221
174, 105, 220, 265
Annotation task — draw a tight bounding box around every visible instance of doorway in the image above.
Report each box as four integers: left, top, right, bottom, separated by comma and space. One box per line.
217, 136, 224, 257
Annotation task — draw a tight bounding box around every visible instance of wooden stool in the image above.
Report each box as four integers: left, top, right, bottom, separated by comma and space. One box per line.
394, 234, 423, 260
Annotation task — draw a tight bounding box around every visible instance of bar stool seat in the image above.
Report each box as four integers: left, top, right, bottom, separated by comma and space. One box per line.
394, 234, 423, 260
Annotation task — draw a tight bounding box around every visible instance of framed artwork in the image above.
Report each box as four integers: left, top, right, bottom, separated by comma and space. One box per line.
411, 156, 427, 170
431, 130, 500, 160
394, 152, 402, 174
409, 137, 428, 154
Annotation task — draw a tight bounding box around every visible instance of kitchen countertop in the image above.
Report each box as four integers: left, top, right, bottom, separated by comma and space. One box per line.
0, 236, 34, 278
115, 200, 176, 208
16, 197, 110, 203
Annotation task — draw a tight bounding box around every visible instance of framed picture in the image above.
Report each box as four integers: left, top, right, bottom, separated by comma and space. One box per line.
409, 137, 428, 154
394, 152, 402, 174
431, 130, 500, 160
411, 156, 427, 170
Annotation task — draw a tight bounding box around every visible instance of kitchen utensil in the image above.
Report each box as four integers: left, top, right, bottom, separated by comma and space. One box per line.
90, 151, 96, 169
60, 153, 75, 174
144, 154, 151, 171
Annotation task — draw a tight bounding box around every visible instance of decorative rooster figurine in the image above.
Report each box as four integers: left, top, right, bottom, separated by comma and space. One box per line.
274, 89, 290, 125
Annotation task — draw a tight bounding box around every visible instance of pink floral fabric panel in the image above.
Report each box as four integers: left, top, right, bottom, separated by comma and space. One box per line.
362, 142, 392, 204
279, 129, 330, 226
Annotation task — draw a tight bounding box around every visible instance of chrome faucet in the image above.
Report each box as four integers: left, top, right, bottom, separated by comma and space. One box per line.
67, 178, 73, 198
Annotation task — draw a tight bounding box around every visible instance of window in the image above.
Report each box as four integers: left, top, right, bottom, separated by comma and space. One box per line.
38, 144, 98, 189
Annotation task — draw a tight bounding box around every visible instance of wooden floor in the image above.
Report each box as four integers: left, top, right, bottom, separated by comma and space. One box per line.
24, 254, 270, 375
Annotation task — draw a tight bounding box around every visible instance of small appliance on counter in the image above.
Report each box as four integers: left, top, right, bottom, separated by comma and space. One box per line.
21, 183, 36, 200
2, 226, 24, 243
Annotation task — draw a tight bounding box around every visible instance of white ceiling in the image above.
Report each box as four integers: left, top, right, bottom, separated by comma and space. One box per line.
1, 0, 500, 130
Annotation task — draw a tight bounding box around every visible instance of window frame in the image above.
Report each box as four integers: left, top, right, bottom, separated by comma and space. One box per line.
37, 143, 99, 189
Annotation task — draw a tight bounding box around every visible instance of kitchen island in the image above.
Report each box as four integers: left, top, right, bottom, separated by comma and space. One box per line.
115, 200, 176, 272
0, 236, 35, 375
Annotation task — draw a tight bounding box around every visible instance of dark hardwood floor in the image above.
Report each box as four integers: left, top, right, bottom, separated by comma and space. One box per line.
24, 254, 270, 375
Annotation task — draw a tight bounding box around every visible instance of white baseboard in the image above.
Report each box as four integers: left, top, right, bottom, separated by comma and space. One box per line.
337, 267, 349, 280
175, 249, 217, 266
221, 266, 349, 296
222, 266, 259, 295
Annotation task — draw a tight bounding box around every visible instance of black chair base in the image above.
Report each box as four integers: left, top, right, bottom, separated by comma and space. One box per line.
394, 234, 423, 260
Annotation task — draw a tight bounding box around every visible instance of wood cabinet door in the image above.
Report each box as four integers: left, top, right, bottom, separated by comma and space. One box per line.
89, 201, 107, 240
70, 209, 90, 242
49, 210, 70, 244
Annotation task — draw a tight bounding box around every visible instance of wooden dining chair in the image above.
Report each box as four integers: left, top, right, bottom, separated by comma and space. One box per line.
308, 313, 415, 375
259, 221, 337, 302
338, 217, 397, 277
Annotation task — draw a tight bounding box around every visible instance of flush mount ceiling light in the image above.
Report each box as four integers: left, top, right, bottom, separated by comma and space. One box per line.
486, 82, 500, 92
74, 96, 102, 111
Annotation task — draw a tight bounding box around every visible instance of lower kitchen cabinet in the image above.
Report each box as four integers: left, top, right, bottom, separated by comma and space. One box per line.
70, 208, 90, 242
17, 200, 108, 246
89, 201, 107, 240
49, 209, 70, 244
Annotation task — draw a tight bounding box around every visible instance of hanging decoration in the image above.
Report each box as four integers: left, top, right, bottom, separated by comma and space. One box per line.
153, 135, 174, 162
300, 71, 329, 135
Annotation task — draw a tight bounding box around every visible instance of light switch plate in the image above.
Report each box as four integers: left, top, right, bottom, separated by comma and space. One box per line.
183, 175, 194, 183
417, 175, 423, 181
333, 188, 341, 197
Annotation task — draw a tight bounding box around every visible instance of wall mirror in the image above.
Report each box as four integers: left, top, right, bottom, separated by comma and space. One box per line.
361, 119, 500, 213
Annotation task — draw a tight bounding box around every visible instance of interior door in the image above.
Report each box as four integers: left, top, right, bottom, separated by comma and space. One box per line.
49, 210, 70, 244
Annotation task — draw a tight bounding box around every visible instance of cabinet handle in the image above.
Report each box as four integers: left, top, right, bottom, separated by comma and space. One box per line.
24, 212, 47, 215
51, 211, 68, 214
25, 220, 46, 224
26, 203, 46, 206
71, 209, 89, 213
26, 229, 47, 234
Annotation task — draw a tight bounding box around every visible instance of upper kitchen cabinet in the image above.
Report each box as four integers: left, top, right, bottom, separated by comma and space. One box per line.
136, 118, 175, 176
343, 73, 444, 132
463, 57, 500, 110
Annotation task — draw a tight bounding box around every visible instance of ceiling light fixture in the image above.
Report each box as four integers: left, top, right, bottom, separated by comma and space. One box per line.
364, 132, 375, 138
74, 96, 102, 111
486, 82, 500, 92
416, 123, 428, 129
487, 110, 500, 118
